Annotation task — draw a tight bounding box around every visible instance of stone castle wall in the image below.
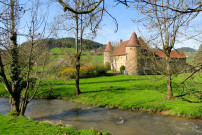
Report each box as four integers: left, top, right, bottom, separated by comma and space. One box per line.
112, 55, 127, 71
104, 47, 188, 75
125, 46, 140, 75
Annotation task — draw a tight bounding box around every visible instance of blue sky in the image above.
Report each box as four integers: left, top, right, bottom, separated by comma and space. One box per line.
92, 2, 202, 50
19, 1, 202, 50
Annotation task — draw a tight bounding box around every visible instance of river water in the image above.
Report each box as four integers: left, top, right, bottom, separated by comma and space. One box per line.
0, 98, 201, 135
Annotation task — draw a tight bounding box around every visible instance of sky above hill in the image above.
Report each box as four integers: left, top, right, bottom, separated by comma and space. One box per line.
92, 1, 202, 50
19, 0, 202, 50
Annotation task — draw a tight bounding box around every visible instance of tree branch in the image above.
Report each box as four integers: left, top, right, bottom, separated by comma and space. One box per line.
57, 0, 104, 14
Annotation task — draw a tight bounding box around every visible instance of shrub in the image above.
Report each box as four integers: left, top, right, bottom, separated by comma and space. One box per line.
105, 62, 111, 70
61, 68, 76, 78
80, 64, 95, 75
61, 64, 95, 78
95, 64, 107, 74
120, 65, 125, 73
61, 63, 107, 78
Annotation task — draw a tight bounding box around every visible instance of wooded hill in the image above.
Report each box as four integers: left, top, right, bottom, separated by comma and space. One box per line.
21, 37, 104, 51
176, 47, 196, 52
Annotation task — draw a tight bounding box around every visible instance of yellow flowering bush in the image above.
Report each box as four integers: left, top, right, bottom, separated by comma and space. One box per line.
61, 63, 95, 78
61, 68, 76, 77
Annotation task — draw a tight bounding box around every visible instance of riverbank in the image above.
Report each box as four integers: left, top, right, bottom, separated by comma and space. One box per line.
0, 74, 201, 118
0, 114, 110, 135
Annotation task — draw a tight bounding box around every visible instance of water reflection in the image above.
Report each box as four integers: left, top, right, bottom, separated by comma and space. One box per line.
0, 98, 201, 135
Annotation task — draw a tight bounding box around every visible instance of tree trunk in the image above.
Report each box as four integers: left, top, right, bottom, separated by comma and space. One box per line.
75, 53, 81, 95
74, 7, 81, 95
20, 100, 28, 116
166, 57, 173, 99
9, 0, 22, 115
9, 94, 20, 115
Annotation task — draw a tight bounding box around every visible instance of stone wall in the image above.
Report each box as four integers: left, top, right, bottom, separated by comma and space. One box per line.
112, 55, 126, 71
105, 47, 188, 75
125, 46, 140, 75
104, 52, 111, 65
137, 56, 188, 75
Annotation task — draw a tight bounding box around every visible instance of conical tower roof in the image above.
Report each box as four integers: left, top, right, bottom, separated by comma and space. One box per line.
126, 32, 139, 47
104, 41, 112, 52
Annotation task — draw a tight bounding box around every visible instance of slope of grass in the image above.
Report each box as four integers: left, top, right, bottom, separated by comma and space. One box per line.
0, 74, 201, 118
184, 52, 196, 64
50, 48, 103, 63
0, 114, 109, 135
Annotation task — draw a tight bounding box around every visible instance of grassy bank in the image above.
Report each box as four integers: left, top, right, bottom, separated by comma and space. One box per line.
0, 74, 201, 118
0, 114, 109, 135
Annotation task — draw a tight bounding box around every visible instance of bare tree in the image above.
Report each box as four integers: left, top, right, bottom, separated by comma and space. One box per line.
133, 0, 199, 99
0, 0, 49, 115
56, 0, 104, 95
115, 0, 202, 14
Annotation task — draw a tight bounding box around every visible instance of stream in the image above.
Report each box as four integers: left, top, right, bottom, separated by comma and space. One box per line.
0, 98, 201, 135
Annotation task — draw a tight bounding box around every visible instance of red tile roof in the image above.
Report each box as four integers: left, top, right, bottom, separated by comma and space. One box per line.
105, 32, 186, 58
112, 40, 128, 56
153, 49, 186, 58
111, 32, 140, 56
104, 41, 112, 52
126, 32, 139, 47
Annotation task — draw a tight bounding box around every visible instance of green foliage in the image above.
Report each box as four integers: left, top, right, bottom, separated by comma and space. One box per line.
105, 62, 111, 70
22, 37, 103, 51
95, 64, 107, 74
120, 65, 125, 73
61, 64, 95, 78
18, 78, 37, 91
61, 63, 107, 78
176, 47, 196, 52
18, 80, 27, 91
7, 111, 19, 116
0, 114, 110, 135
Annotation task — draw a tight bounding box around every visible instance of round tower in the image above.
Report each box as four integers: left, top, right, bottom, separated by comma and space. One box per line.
125, 32, 140, 75
104, 41, 112, 65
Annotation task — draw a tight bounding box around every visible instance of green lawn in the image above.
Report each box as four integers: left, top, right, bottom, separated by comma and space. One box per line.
0, 73, 201, 118
0, 114, 109, 135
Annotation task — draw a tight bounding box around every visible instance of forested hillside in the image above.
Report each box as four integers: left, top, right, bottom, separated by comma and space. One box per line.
176, 47, 196, 52
21, 37, 104, 51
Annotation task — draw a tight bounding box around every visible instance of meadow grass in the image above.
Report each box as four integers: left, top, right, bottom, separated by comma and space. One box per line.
50, 48, 103, 64
184, 52, 196, 64
0, 114, 109, 135
51, 48, 88, 55
0, 74, 201, 118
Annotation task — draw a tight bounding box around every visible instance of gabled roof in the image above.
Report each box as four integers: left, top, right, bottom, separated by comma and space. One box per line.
153, 50, 186, 58
112, 40, 128, 56
104, 41, 112, 52
106, 32, 186, 58
126, 32, 139, 47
